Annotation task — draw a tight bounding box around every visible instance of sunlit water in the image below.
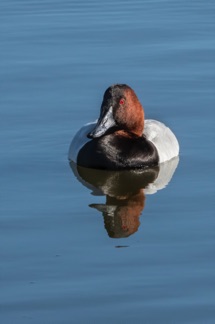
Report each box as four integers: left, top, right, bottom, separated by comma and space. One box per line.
1, 1, 214, 323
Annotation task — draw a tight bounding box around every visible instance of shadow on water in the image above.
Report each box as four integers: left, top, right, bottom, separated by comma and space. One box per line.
69, 157, 179, 238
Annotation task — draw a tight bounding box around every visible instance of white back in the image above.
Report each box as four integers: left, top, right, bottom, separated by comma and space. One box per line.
144, 119, 179, 163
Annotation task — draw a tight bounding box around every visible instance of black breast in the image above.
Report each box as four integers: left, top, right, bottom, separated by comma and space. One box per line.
77, 133, 159, 170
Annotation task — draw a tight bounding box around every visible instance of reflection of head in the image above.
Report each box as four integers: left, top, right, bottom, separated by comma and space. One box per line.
90, 191, 145, 238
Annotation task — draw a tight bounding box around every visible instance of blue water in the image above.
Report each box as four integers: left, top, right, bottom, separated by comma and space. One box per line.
1, 0, 214, 323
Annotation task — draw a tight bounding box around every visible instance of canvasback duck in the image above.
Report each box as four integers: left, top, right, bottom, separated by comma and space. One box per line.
68, 84, 179, 170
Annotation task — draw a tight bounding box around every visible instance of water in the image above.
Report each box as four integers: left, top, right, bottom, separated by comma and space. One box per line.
1, 0, 214, 323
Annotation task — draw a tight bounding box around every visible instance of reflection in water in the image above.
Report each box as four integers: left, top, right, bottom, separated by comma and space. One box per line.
70, 157, 179, 238
91, 191, 145, 238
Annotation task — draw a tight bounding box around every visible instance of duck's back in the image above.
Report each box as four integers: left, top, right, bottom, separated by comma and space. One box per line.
144, 119, 179, 163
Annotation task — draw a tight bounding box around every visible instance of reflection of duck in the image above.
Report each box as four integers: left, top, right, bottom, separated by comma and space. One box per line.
71, 162, 159, 197
68, 84, 179, 170
70, 157, 179, 238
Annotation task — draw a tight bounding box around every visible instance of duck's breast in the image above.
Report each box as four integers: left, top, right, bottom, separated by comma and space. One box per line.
144, 119, 179, 163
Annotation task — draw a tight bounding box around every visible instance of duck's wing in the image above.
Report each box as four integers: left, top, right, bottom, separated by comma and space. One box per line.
68, 122, 96, 162
144, 119, 179, 163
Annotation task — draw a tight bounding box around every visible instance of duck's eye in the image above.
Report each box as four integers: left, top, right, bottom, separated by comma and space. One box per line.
119, 98, 125, 105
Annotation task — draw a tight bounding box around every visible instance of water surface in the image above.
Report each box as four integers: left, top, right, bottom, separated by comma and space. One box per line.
1, 0, 214, 323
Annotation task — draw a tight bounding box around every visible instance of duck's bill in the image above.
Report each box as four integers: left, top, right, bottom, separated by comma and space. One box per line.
88, 106, 116, 138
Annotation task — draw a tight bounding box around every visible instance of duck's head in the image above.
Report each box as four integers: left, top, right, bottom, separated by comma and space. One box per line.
88, 84, 144, 138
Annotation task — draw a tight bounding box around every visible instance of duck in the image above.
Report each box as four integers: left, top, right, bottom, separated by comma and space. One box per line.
68, 84, 179, 170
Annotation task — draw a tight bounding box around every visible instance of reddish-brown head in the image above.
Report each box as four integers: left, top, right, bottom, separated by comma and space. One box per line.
112, 85, 144, 136
88, 84, 145, 139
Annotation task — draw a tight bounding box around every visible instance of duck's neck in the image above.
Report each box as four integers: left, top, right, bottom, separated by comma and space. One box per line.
125, 90, 144, 136
129, 102, 144, 137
